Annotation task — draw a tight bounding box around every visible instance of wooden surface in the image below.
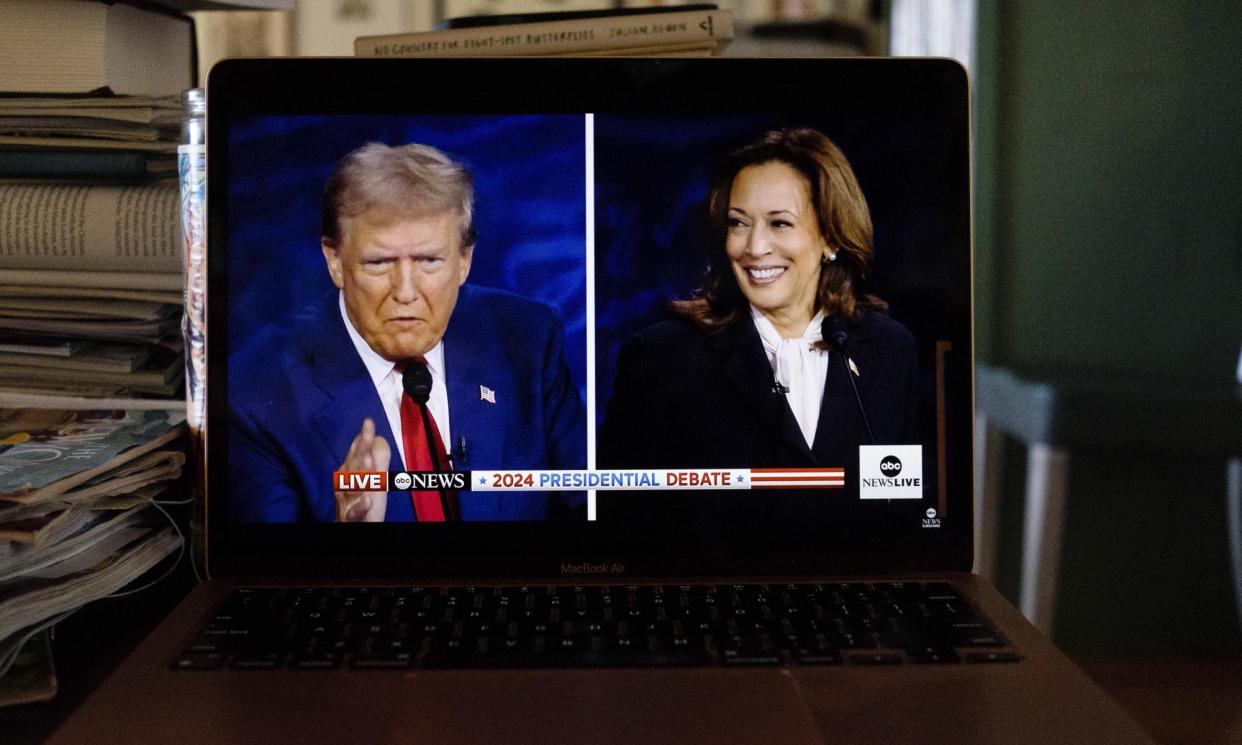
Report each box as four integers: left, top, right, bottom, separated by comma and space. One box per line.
1073, 655, 1242, 745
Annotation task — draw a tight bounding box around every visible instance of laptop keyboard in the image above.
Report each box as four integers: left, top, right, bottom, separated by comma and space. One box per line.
173, 582, 1020, 670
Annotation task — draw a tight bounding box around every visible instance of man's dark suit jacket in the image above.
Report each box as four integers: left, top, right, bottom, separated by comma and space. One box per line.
597, 310, 918, 538
228, 284, 585, 522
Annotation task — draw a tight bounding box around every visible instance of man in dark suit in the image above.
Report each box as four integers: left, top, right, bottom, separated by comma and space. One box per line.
228, 142, 585, 522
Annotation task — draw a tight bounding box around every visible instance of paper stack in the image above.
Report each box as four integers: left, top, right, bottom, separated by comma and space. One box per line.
0, 408, 188, 689
0, 95, 183, 180
0, 0, 193, 408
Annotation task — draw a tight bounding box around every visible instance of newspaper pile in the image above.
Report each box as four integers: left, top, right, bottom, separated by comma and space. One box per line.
0, 408, 187, 685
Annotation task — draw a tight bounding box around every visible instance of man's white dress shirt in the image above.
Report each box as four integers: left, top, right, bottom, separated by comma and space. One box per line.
340, 291, 451, 468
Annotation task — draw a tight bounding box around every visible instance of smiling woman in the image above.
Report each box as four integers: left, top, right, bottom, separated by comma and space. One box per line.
677, 127, 889, 333
598, 128, 918, 481
723, 161, 831, 338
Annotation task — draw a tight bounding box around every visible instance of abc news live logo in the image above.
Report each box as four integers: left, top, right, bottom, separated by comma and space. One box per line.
858, 445, 923, 500
333, 471, 467, 491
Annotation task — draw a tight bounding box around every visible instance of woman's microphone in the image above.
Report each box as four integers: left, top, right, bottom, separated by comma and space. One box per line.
823, 316, 877, 446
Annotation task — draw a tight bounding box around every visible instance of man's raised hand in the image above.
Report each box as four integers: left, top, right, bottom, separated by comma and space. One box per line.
334, 417, 391, 522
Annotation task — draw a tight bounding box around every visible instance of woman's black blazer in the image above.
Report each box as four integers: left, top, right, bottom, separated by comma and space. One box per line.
599, 310, 919, 472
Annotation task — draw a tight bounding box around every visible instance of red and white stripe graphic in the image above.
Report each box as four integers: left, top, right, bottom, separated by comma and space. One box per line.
749, 467, 845, 489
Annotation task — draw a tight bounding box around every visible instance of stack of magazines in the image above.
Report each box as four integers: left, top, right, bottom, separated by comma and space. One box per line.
0, 408, 187, 698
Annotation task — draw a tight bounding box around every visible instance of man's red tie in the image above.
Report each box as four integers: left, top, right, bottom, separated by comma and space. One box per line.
397, 359, 448, 522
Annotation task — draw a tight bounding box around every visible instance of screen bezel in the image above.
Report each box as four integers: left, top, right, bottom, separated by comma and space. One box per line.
204, 57, 974, 580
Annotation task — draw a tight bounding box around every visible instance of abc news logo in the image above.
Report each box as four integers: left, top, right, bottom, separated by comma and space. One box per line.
333, 471, 467, 491
861, 455, 920, 488
859, 445, 923, 500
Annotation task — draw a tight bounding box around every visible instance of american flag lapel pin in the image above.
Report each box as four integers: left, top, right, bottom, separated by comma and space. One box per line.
479, 385, 496, 404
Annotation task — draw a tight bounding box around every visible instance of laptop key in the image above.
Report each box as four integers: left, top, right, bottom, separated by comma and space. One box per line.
953, 632, 1007, 647
720, 649, 782, 666
878, 631, 921, 648
792, 648, 842, 665
289, 652, 341, 669
849, 653, 903, 665
351, 652, 415, 669
423, 646, 711, 669
231, 652, 284, 670
829, 632, 877, 650
182, 635, 225, 654
965, 651, 1021, 663
908, 646, 960, 664
172, 652, 224, 670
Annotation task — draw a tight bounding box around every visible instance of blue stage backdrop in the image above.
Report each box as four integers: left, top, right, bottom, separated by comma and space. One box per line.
592, 113, 969, 431
226, 114, 588, 401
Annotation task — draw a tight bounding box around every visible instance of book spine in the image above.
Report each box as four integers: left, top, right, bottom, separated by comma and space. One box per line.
0, 270, 181, 291
355, 9, 733, 58
531, 41, 720, 58
0, 181, 180, 273
0, 151, 155, 180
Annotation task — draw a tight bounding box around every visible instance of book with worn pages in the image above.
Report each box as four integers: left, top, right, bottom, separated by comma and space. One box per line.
355, 6, 734, 59
0, 0, 195, 96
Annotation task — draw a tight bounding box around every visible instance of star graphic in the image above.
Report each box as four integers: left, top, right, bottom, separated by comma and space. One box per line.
478, 477, 487, 486
736, 475, 745, 484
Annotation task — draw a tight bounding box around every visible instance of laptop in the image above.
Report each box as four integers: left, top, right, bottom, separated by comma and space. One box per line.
50, 58, 1155, 745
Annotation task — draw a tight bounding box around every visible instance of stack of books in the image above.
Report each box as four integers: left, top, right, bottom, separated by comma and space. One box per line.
355, 4, 735, 59
0, 0, 291, 706
0, 95, 183, 180
0, 180, 186, 404
0, 408, 187, 700
0, 0, 195, 178
0, 0, 195, 407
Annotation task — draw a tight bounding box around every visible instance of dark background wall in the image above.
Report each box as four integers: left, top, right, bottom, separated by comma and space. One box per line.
974, 1, 1242, 653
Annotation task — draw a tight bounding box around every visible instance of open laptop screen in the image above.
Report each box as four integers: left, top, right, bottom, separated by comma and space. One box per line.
206, 59, 971, 577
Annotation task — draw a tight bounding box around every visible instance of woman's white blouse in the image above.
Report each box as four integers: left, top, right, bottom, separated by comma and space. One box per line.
751, 306, 829, 449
